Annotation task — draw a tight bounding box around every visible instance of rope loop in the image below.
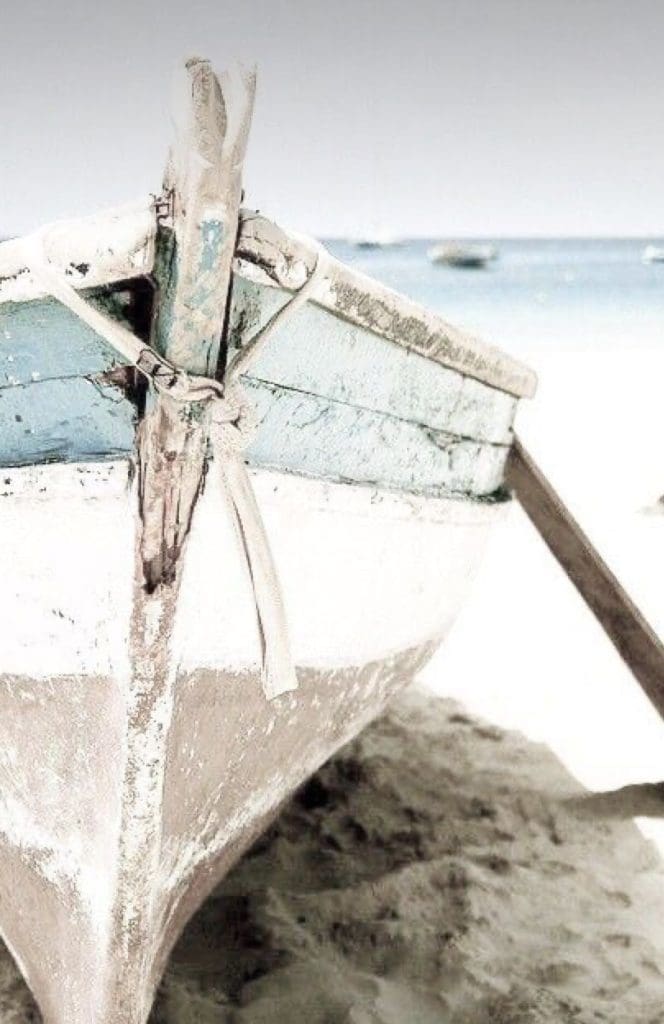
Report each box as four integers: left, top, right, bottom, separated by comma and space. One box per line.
209, 383, 258, 455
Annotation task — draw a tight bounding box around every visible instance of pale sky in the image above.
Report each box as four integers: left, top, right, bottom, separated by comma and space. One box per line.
1, 0, 663, 238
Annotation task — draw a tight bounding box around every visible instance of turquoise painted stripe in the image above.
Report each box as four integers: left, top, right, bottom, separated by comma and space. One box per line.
243, 379, 508, 498
0, 373, 504, 498
0, 377, 135, 467
0, 278, 509, 497
0, 293, 137, 389
229, 278, 516, 446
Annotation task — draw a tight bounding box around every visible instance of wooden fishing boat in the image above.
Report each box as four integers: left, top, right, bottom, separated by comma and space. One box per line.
0, 60, 536, 1024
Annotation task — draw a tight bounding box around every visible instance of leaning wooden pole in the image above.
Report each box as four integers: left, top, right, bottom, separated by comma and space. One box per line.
507, 436, 664, 721
106, 60, 256, 1024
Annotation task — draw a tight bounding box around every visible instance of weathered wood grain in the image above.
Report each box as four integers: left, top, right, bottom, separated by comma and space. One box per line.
0, 276, 512, 498
0, 258, 516, 498
0, 199, 156, 304
0, 373, 508, 498
106, 61, 257, 1022
137, 60, 255, 590
0, 292, 140, 388
229, 277, 517, 445
0, 377, 135, 466
244, 379, 509, 498
507, 438, 664, 720
2, 285, 515, 450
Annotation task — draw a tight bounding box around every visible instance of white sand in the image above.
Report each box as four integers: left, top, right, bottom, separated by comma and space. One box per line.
154, 690, 664, 1022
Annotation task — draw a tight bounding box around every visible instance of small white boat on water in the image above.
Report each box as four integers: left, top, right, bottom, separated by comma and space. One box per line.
429, 242, 498, 268
0, 58, 536, 1024
642, 244, 664, 264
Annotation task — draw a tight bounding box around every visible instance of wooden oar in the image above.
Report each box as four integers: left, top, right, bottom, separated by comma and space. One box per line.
506, 436, 664, 722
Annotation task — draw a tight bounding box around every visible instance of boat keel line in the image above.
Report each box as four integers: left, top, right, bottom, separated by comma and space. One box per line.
104, 58, 256, 1021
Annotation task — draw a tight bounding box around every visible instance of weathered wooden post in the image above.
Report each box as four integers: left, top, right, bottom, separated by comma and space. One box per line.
105, 59, 256, 1024
140, 57, 256, 589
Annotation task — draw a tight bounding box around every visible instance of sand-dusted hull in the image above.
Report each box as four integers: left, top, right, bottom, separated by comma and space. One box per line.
0, 459, 502, 1022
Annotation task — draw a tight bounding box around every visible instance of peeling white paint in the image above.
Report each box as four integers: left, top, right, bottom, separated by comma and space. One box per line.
0, 459, 500, 680
0, 200, 157, 304
0, 455, 502, 1019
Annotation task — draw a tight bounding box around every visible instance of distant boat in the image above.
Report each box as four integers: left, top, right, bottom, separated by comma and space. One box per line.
642, 244, 664, 264
429, 243, 497, 268
349, 230, 402, 250
352, 238, 391, 250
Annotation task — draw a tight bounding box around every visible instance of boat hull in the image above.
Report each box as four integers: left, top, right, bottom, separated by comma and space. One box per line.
0, 458, 503, 1023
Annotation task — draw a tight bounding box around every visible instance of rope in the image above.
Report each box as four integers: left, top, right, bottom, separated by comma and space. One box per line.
21, 225, 325, 700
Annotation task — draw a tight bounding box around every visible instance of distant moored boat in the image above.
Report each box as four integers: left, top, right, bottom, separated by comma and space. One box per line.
642, 244, 664, 264
428, 242, 497, 268
350, 231, 402, 250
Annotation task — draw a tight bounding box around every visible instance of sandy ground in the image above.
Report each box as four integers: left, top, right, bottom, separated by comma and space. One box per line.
4, 688, 662, 1023
151, 690, 664, 1022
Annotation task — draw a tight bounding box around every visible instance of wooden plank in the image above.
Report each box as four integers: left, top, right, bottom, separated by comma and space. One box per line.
0, 377, 135, 466
0, 372, 507, 498
229, 276, 517, 445
507, 437, 664, 721
107, 61, 256, 1017
0, 290, 145, 388
0, 280, 516, 473
153, 64, 255, 376
244, 378, 509, 498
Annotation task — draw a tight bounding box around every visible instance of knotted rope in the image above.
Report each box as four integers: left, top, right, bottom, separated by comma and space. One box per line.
21, 226, 324, 700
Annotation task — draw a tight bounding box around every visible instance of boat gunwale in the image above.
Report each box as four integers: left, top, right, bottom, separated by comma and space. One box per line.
0, 202, 537, 401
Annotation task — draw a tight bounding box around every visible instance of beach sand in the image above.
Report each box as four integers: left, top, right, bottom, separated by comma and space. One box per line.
3, 688, 663, 1023
124, 689, 664, 1022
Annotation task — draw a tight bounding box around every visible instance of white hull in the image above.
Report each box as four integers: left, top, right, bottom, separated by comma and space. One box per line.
642, 244, 664, 264
0, 460, 502, 1023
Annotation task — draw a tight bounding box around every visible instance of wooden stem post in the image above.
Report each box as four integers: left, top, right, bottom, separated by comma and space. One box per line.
140, 57, 256, 590
106, 60, 256, 1023
507, 436, 664, 722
